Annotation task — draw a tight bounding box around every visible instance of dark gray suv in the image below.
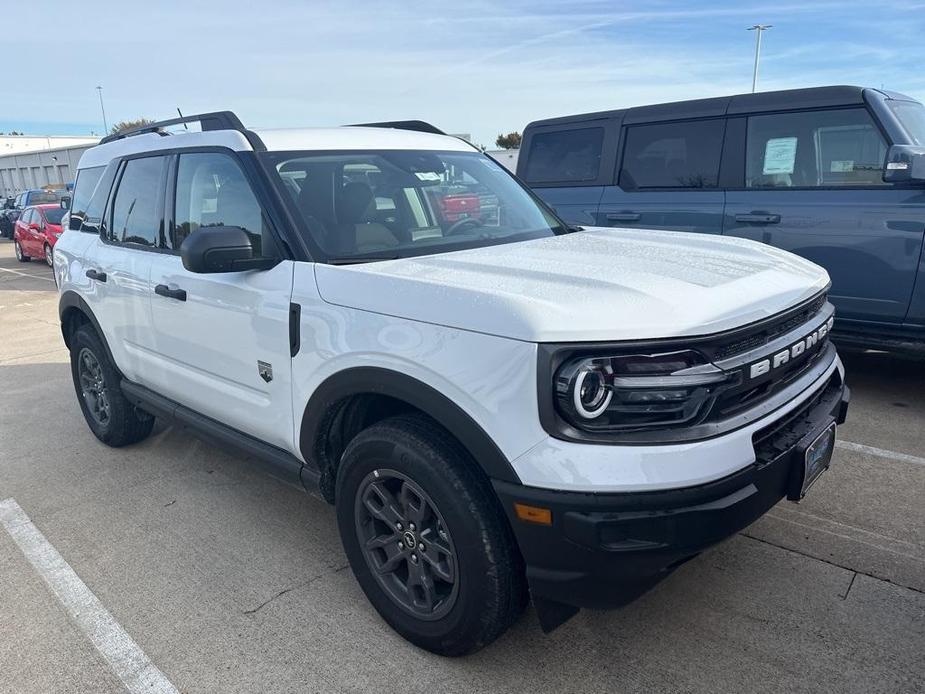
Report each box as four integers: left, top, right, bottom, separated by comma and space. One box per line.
518, 86, 925, 354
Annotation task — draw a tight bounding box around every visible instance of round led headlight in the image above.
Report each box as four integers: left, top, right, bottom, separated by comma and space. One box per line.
572, 365, 612, 419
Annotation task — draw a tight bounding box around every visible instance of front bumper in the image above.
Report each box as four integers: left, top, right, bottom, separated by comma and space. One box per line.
494, 371, 850, 611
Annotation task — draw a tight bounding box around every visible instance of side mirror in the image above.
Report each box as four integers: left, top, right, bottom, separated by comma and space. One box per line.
180, 226, 276, 273
60, 196, 71, 210
883, 144, 925, 184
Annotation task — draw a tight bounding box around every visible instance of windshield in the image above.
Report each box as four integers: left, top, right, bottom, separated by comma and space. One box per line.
43, 208, 66, 225
889, 100, 925, 146
28, 191, 61, 205
263, 150, 566, 262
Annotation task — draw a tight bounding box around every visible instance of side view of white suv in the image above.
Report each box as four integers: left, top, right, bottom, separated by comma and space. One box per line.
54, 112, 849, 656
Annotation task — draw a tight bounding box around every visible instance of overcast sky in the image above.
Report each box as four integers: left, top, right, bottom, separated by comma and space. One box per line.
6, 0, 924, 146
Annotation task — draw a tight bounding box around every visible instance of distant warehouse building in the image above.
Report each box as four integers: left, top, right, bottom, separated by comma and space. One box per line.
0, 136, 99, 198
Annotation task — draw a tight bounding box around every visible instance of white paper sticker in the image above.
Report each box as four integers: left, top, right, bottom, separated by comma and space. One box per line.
830, 160, 854, 172
763, 137, 798, 175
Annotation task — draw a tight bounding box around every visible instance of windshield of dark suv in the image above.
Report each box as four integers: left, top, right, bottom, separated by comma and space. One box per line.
27, 191, 61, 205
263, 150, 566, 262
889, 100, 925, 146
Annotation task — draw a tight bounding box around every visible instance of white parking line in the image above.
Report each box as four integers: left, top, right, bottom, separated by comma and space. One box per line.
0, 499, 179, 694
0, 266, 56, 282
837, 440, 925, 468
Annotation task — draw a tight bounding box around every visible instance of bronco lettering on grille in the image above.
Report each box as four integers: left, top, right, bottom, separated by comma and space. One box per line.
748, 316, 835, 380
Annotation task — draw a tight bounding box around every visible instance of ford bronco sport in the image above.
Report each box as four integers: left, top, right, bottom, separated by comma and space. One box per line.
54, 112, 850, 656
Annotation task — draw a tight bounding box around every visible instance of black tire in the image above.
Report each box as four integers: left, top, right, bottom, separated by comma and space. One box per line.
69, 325, 154, 447
14, 240, 30, 262
336, 414, 527, 656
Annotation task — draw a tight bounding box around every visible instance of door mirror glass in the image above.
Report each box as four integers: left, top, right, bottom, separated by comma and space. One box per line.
883, 144, 925, 184
180, 225, 276, 273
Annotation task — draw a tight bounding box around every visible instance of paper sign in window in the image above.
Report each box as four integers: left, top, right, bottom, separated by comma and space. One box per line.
763, 137, 798, 175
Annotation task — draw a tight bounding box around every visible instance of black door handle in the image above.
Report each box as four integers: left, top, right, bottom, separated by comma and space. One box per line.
735, 213, 781, 224
154, 284, 187, 301
606, 212, 641, 223
85, 269, 107, 282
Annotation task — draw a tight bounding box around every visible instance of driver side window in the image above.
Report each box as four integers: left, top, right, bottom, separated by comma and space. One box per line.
172, 152, 272, 256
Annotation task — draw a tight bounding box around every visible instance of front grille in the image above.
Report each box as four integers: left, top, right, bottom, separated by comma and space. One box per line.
714, 339, 832, 419
712, 293, 828, 361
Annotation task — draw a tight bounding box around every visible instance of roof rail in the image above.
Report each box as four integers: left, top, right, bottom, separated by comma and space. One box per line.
98, 110, 266, 150
348, 120, 447, 136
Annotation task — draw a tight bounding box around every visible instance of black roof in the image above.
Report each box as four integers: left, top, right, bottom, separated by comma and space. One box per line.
525, 85, 915, 129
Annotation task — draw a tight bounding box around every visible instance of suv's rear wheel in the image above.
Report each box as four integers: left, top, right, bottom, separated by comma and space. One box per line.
14, 240, 29, 262
69, 325, 154, 447
336, 414, 526, 656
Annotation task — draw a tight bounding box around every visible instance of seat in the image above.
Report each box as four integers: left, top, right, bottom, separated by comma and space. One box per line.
335, 182, 399, 254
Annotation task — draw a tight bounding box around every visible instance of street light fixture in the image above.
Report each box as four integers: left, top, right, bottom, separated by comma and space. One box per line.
747, 24, 772, 93
96, 86, 109, 135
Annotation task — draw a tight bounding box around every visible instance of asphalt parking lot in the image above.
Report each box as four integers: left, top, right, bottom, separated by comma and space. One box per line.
0, 240, 922, 694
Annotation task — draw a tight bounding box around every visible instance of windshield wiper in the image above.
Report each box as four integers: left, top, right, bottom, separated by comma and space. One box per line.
327, 253, 400, 265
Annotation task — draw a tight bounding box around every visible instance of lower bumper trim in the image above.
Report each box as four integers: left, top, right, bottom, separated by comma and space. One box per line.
494, 373, 850, 610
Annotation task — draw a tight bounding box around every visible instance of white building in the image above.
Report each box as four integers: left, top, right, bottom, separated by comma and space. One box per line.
0, 141, 99, 198
0, 135, 99, 156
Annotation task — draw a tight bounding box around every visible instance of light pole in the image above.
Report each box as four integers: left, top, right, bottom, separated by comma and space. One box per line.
96, 86, 109, 135
747, 24, 772, 93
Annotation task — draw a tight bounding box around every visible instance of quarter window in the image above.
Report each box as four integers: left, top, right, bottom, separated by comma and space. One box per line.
745, 108, 888, 188
69, 166, 105, 231
110, 156, 166, 246
524, 127, 605, 183
619, 119, 724, 189
173, 152, 268, 254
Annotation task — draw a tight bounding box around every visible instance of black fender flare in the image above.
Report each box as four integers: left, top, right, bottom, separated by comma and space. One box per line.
299, 366, 521, 484
58, 291, 119, 369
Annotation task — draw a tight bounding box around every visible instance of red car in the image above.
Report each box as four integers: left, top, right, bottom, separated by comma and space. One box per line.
13, 204, 66, 266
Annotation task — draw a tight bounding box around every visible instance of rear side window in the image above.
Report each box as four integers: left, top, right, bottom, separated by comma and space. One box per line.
523, 128, 604, 183
69, 166, 105, 231
619, 119, 724, 189
109, 157, 166, 246
745, 108, 887, 188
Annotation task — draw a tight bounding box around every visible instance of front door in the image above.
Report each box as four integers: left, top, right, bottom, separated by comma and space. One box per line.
146, 150, 295, 451
723, 107, 925, 323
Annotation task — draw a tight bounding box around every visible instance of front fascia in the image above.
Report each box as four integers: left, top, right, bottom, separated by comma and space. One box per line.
511, 354, 843, 492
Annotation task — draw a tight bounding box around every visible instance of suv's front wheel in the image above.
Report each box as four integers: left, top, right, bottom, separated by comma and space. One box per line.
336, 414, 527, 656
69, 325, 155, 447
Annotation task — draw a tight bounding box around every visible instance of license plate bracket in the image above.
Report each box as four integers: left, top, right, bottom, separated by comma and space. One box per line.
787, 421, 836, 501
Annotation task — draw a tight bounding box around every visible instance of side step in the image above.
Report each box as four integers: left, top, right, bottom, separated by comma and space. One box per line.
120, 379, 321, 492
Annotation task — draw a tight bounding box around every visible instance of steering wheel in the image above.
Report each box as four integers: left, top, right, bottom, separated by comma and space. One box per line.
445, 217, 482, 236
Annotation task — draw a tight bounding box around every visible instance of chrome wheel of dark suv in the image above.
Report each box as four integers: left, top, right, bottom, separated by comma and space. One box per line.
355, 469, 459, 620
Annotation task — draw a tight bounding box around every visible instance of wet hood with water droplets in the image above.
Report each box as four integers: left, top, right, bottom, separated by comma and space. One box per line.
314, 227, 830, 343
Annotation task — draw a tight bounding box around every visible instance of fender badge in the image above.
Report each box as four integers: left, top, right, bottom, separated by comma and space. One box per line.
257, 361, 273, 383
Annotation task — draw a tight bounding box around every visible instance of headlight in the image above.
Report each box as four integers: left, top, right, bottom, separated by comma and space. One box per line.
554, 350, 740, 433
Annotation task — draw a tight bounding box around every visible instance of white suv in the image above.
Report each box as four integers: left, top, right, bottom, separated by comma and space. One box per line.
54, 112, 850, 655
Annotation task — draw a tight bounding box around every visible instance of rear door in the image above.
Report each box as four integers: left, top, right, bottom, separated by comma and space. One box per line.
598, 118, 726, 234
723, 107, 925, 323
518, 120, 617, 225
146, 150, 296, 451
90, 154, 168, 381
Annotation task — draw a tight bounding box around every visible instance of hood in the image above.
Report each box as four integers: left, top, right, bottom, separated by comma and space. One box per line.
314, 227, 830, 343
